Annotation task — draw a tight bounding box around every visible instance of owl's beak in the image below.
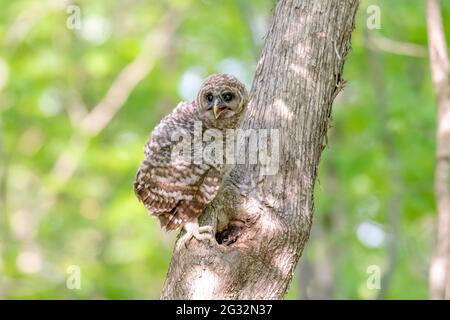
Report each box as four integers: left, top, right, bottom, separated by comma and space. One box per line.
213, 105, 224, 119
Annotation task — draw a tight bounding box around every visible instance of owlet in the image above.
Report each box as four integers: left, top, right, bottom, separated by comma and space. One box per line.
134, 74, 249, 244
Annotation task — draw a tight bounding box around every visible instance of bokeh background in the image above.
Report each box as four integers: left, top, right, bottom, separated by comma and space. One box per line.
0, 0, 449, 299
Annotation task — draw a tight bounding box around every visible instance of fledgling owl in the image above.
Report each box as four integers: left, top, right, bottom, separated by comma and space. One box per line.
134, 74, 249, 244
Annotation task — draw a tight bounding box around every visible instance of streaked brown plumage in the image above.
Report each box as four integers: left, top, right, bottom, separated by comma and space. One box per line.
134, 74, 248, 240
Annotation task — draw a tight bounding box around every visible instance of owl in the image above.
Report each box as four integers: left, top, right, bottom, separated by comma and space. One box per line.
134, 74, 249, 245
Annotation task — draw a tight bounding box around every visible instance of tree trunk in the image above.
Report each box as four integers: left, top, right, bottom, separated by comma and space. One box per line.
161, 0, 359, 300
427, 0, 450, 300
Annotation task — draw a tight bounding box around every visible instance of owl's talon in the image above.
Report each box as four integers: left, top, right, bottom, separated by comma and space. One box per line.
180, 220, 214, 248
198, 226, 213, 234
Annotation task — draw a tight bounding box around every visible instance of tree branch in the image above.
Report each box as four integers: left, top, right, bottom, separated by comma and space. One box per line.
161, 0, 358, 300
4, 0, 70, 49
365, 34, 428, 58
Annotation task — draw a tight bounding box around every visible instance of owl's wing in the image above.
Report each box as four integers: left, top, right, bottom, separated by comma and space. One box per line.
198, 167, 222, 205
134, 162, 207, 222
134, 102, 215, 230
162, 167, 223, 230
135, 163, 213, 231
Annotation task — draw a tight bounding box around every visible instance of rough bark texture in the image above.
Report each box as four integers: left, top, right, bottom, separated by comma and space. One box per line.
161, 0, 358, 300
427, 0, 450, 300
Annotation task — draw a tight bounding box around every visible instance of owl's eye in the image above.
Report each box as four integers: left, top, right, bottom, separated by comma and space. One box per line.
206, 93, 214, 102
223, 92, 234, 102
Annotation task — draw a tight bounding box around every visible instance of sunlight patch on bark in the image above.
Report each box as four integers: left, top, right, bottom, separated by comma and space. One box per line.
430, 257, 447, 293
274, 99, 293, 120
191, 268, 218, 300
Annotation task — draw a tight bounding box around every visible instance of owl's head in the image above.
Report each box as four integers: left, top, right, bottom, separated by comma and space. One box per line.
196, 74, 249, 125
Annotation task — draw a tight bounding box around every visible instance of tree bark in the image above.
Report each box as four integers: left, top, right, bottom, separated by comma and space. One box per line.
427, 0, 450, 300
161, 0, 358, 299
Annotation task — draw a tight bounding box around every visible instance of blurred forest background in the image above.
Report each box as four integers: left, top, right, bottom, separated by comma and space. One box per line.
0, 0, 449, 299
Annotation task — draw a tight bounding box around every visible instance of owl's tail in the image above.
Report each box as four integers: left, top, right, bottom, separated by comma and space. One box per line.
161, 198, 204, 231
158, 212, 183, 231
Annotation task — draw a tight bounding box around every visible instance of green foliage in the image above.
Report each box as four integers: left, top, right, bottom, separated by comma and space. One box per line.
0, 0, 447, 299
